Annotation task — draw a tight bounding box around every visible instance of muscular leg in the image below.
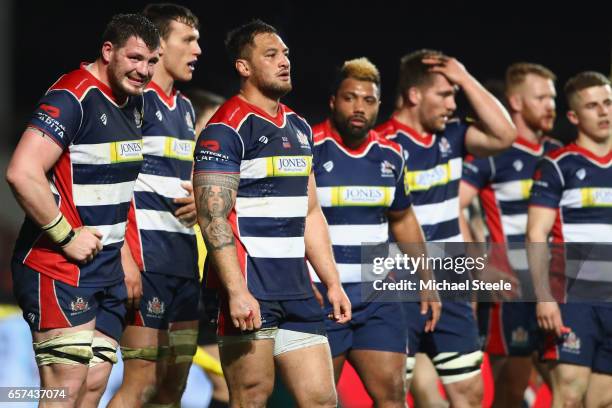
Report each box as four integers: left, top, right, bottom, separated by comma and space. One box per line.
410, 353, 448, 408
76, 330, 118, 408
34, 320, 96, 408
349, 349, 406, 408
549, 362, 590, 408
491, 355, 533, 408
151, 320, 198, 405
275, 342, 336, 408
332, 353, 347, 384
219, 339, 275, 408
108, 326, 168, 408
585, 372, 612, 408
435, 351, 484, 408
200, 344, 229, 404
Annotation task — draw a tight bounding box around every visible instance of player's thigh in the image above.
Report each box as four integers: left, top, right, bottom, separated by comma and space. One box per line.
549, 362, 591, 396
275, 338, 336, 407
585, 372, 612, 407
349, 349, 406, 399
219, 338, 275, 395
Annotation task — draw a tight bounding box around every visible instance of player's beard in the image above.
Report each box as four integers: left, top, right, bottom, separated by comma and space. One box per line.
524, 108, 555, 134
255, 71, 292, 100
107, 60, 147, 98
332, 110, 375, 145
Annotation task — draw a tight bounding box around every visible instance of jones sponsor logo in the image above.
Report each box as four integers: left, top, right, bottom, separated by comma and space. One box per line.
408, 164, 450, 190
588, 188, 612, 206
338, 186, 389, 206
146, 297, 165, 318
272, 156, 311, 176
113, 140, 143, 162
167, 138, 194, 160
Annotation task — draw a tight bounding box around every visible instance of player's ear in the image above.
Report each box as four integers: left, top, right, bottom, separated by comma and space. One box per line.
101, 41, 113, 64
507, 93, 522, 113
566, 109, 579, 126
235, 59, 250, 78
329, 95, 336, 111
158, 37, 167, 58
407, 87, 421, 106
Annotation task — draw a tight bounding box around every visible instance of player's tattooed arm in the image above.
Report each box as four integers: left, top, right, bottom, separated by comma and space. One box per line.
193, 172, 239, 251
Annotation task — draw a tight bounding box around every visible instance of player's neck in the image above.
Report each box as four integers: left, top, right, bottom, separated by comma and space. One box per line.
152, 66, 175, 96
239, 85, 280, 118
512, 114, 541, 144
575, 132, 612, 157
393, 108, 427, 135
88, 60, 127, 104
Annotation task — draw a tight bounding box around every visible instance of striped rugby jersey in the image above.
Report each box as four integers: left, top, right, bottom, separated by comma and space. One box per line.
311, 120, 411, 283
194, 96, 314, 300
463, 136, 562, 243
530, 143, 612, 285
376, 117, 467, 242
463, 136, 561, 272
125, 81, 198, 279
13, 64, 144, 287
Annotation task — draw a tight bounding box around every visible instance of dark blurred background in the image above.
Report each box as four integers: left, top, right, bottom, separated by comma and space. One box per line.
1, 1, 611, 301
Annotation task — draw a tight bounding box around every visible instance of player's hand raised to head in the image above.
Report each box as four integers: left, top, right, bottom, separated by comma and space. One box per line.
326, 283, 351, 324
62, 226, 103, 264
422, 55, 469, 87
174, 181, 197, 227
228, 289, 262, 331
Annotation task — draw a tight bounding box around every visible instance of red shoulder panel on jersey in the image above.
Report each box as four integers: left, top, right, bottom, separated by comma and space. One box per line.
49, 63, 122, 104
547, 143, 612, 165
146, 80, 177, 108
208, 95, 288, 130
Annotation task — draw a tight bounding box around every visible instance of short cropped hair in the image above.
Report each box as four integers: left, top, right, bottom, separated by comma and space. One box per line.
102, 13, 160, 51
142, 3, 199, 40
332, 57, 381, 96
182, 89, 225, 115
505, 62, 556, 93
564, 71, 611, 108
397, 49, 447, 95
225, 19, 278, 62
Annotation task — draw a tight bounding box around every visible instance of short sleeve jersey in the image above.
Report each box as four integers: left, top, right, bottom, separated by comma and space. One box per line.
462, 136, 562, 243
311, 120, 411, 283
13, 63, 144, 287
125, 81, 198, 279
194, 96, 313, 300
376, 117, 468, 242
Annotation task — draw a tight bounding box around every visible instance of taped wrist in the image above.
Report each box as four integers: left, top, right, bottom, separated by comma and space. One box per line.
42, 213, 76, 247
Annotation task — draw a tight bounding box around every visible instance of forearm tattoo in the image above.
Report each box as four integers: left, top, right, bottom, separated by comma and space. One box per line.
194, 173, 239, 251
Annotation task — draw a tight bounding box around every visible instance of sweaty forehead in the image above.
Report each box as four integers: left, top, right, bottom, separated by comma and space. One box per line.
120, 36, 155, 53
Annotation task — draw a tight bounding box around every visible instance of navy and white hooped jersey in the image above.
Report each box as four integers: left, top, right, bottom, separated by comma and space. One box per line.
13, 63, 144, 287
311, 120, 411, 283
530, 144, 612, 284
463, 136, 562, 243
376, 117, 468, 242
194, 96, 314, 300
125, 81, 198, 279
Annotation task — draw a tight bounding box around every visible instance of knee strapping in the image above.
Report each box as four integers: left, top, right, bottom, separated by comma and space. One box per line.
121, 345, 169, 361
33, 330, 94, 366
89, 337, 118, 367
169, 329, 198, 363
433, 350, 483, 384
405, 356, 416, 380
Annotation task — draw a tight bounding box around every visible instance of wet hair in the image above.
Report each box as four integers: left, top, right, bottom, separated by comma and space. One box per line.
142, 3, 199, 40
225, 19, 278, 62
102, 13, 160, 51
505, 62, 556, 94
564, 71, 611, 108
332, 57, 381, 96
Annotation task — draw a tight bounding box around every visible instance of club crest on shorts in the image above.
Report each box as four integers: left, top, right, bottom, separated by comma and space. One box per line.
511, 326, 528, 346
147, 297, 165, 317
561, 331, 581, 354
70, 297, 89, 314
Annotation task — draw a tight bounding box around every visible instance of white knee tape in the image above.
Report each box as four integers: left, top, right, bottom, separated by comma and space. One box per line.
433, 350, 483, 384
405, 356, 416, 380
272, 329, 328, 357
